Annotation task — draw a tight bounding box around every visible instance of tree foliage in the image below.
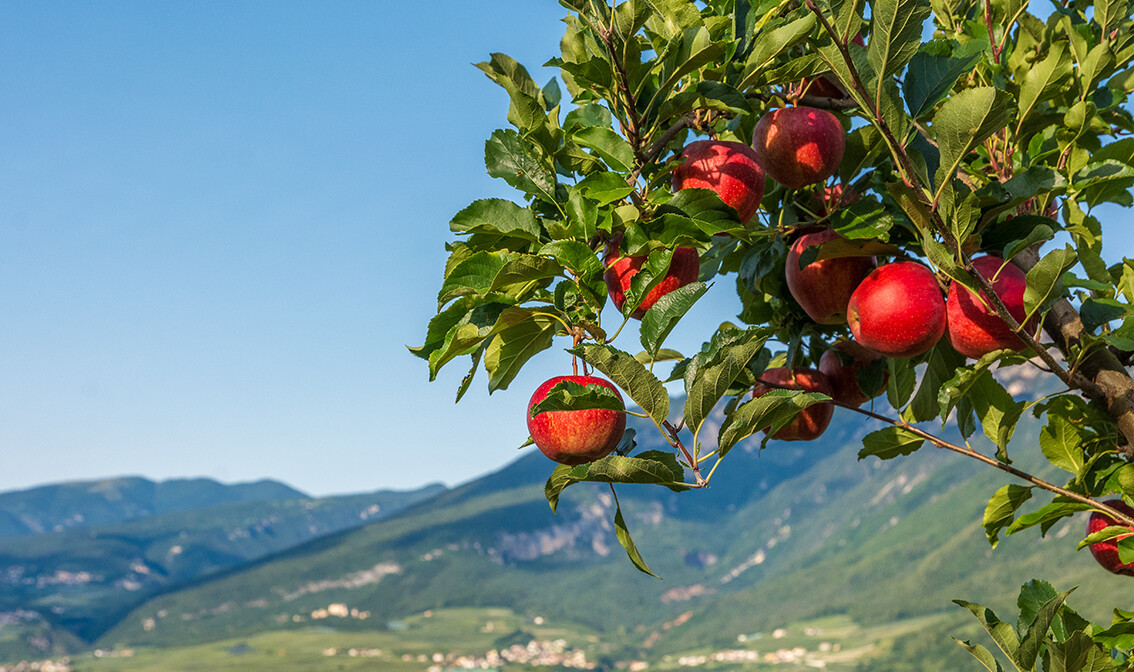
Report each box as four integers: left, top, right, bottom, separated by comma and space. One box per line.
415, 0, 1134, 667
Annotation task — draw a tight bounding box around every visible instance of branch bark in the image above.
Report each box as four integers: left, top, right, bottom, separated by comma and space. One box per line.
1012, 247, 1134, 455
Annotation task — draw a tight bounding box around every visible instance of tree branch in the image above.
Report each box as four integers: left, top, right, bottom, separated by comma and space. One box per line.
839, 401, 1134, 528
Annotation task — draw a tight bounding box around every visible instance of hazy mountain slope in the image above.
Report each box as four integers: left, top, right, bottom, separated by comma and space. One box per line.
94, 391, 1123, 666
0, 476, 306, 539
0, 482, 445, 659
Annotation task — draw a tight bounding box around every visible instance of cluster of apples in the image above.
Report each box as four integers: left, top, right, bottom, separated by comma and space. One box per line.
527, 104, 846, 466
761, 241, 1037, 441
525, 102, 1039, 466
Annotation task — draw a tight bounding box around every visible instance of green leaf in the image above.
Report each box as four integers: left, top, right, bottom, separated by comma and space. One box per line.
1077, 524, 1134, 550
640, 282, 709, 357
904, 39, 983, 118
1003, 224, 1057, 262
886, 356, 918, 409
575, 172, 636, 205
952, 639, 1006, 672
539, 240, 604, 279
529, 379, 626, 417
1023, 245, 1077, 320
954, 600, 1021, 664
657, 80, 751, 121
1016, 43, 1071, 133
866, 0, 933, 105
1017, 579, 1059, 636
859, 426, 925, 460
1040, 406, 1087, 475
739, 14, 818, 88
450, 198, 543, 243
719, 389, 831, 455
1008, 499, 1092, 535
476, 53, 547, 133
982, 484, 1033, 548
932, 87, 1015, 197
485, 129, 558, 203
621, 248, 676, 318
483, 308, 560, 392
543, 450, 689, 512
572, 126, 637, 173
426, 304, 509, 381
490, 254, 563, 293
1017, 587, 1076, 668
614, 493, 657, 577
908, 341, 966, 423
1081, 298, 1130, 332
570, 343, 671, 425
684, 327, 769, 439
438, 251, 511, 309
828, 199, 897, 241
1093, 621, 1134, 650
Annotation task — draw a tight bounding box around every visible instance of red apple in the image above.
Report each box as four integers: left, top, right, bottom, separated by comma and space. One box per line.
785, 228, 875, 324
751, 367, 835, 441
672, 140, 766, 225
1086, 500, 1134, 577
818, 340, 888, 407
752, 106, 846, 189
847, 261, 946, 358
946, 255, 1037, 359
604, 247, 700, 319
527, 375, 627, 466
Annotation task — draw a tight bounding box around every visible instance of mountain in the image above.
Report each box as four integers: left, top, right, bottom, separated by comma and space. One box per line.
0, 476, 306, 539
83, 373, 1123, 671
0, 480, 445, 661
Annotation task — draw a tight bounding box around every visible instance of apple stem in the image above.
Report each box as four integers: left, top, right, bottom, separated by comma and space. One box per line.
664, 419, 706, 487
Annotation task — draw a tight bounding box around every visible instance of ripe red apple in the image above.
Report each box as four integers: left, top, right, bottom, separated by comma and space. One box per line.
818, 340, 888, 407
847, 261, 946, 358
946, 255, 1037, 359
604, 247, 700, 320
1086, 500, 1134, 577
672, 140, 766, 225
752, 106, 846, 190
527, 375, 627, 466
751, 367, 835, 441
785, 228, 875, 325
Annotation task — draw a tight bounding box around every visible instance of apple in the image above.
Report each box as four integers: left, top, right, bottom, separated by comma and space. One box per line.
751, 367, 835, 441
1086, 500, 1134, 577
847, 261, 946, 358
818, 340, 888, 407
604, 246, 700, 319
527, 375, 627, 466
672, 140, 766, 225
946, 255, 1037, 359
785, 228, 875, 324
752, 106, 846, 189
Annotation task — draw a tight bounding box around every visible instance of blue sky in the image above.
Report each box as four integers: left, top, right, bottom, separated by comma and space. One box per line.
0, 2, 741, 496
0, 3, 1130, 497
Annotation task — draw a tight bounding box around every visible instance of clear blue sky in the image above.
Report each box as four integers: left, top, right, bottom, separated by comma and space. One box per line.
0, 3, 1130, 497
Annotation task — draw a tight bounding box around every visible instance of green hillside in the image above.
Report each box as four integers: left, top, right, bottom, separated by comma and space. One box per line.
0, 482, 445, 660
83, 392, 1126, 671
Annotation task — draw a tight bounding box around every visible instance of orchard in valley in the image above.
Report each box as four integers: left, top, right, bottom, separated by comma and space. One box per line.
413, 0, 1134, 667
